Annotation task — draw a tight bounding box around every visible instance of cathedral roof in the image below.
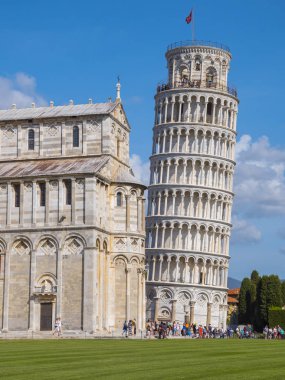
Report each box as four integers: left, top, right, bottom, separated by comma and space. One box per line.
112, 166, 145, 187
0, 156, 109, 178
0, 102, 117, 121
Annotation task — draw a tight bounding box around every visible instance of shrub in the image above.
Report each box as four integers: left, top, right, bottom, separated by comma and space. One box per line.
268, 307, 285, 328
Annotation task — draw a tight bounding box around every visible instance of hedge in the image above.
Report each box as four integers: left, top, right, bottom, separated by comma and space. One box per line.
268, 307, 285, 328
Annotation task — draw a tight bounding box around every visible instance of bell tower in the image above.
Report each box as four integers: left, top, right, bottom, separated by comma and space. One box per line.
145, 40, 238, 328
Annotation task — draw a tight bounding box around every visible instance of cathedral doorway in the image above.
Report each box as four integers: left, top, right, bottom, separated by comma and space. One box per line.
40, 303, 53, 331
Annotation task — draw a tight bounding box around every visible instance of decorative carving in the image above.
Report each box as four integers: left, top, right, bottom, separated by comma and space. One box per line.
49, 181, 58, 190
159, 308, 171, 319
24, 182, 32, 192
177, 292, 191, 305
12, 240, 30, 256
87, 119, 100, 133
47, 124, 59, 136
64, 237, 83, 255
0, 184, 7, 192
197, 293, 207, 306
131, 238, 139, 251
3, 126, 16, 139
38, 239, 56, 256
75, 179, 84, 190
115, 238, 126, 251
160, 290, 172, 303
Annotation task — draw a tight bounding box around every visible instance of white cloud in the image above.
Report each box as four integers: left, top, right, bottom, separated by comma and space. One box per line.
0, 73, 46, 109
231, 215, 262, 244
234, 134, 285, 217
130, 154, 149, 185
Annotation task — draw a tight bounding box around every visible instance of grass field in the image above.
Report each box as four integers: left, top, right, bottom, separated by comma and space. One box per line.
0, 339, 285, 380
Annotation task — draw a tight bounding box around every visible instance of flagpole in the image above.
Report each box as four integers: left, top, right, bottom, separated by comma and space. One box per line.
192, 7, 195, 41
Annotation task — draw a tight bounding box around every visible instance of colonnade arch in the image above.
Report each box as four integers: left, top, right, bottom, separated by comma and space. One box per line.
147, 222, 230, 256
148, 189, 233, 223
150, 158, 234, 192
155, 94, 238, 131
153, 126, 235, 160
146, 254, 228, 288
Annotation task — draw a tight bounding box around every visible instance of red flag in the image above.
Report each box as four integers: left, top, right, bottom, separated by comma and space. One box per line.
186, 9, 192, 24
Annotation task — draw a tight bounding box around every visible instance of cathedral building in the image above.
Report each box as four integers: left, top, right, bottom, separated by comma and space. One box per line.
0, 83, 146, 334
146, 41, 239, 327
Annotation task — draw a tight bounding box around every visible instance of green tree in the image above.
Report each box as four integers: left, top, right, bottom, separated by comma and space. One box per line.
249, 270, 260, 326
281, 281, 285, 306
251, 270, 260, 286
258, 275, 269, 326
238, 277, 251, 324
266, 275, 282, 309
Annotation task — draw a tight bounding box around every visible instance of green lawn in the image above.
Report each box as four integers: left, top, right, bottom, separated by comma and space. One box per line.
0, 339, 284, 379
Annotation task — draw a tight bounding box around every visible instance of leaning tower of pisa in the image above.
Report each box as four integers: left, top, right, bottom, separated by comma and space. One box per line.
145, 40, 238, 328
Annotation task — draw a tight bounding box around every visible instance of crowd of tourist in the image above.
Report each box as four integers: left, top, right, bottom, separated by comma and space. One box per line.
263, 325, 285, 339
141, 321, 285, 339
145, 320, 233, 339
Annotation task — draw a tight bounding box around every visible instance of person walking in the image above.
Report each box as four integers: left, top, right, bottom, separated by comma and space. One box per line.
52, 318, 59, 336
122, 321, 128, 337
127, 320, 133, 337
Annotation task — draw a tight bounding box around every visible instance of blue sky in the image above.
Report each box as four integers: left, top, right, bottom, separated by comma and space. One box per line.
0, 0, 285, 280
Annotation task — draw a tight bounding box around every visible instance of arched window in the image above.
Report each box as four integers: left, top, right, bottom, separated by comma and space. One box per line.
28, 129, 35, 150
207, 102, 213, 116
206, 67, 217, 87
116, 192, 123, 207
195, 57, 201, 71
73, 126, 79, 147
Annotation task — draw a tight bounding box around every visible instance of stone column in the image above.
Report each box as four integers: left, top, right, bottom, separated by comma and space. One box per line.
61, 122, 66, 155
166, 162, 170, 182
6, 182, 11, 227
56, 247, 63, 318
71, 178, 76, 225
83, 247, 97, 333
190, 301, 195, 324
206, 302, 212, 326
32, 180, 36, 226
45, 180, 50, 226
178, 100, 182, 122
28, 249, 36, 331
58, 179, 63, 224
158, 256, 163, 281
154, 297, 159, 322
157, 194, 161, 215
162, 132, 166, 153
125, 195, 131, 232
137, 269, 142, 331
158, 102, 162, 124
137, 197, 142, 232
195, 102, 200, 123
141, 198, 145, 233
141, 269, 146, 331
151, 257, 156, 281
126, 266, 131, 322
19, 181, 24, 226
154, 225, 159, 248
161, 226, 165, 248
167, 259, 171, 281
170, 99, 175, 122
164, 101, 168, 124
2, 248, 10, 332
171, 299, 177, 321
169, 132, 173, 153
39, 122, 43, 156
175, 259, 179, 282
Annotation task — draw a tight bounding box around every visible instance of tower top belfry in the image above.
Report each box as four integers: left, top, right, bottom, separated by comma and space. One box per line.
158, 40, 237, 100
